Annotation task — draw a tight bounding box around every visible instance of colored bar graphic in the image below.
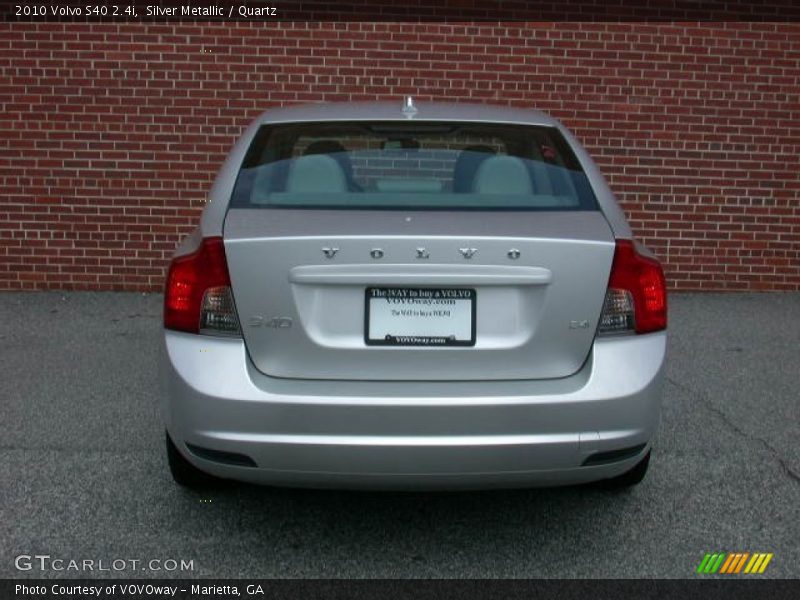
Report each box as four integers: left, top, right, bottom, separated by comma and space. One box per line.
699, 552, 773, 575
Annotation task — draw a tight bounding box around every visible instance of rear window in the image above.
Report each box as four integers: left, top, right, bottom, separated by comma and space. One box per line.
229, 121, 597, 211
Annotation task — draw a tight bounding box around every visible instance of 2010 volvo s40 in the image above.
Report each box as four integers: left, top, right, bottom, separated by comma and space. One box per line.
161, 99, 667, 490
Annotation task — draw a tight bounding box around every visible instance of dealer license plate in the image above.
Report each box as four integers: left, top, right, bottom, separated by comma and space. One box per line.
364, 287, 476, 346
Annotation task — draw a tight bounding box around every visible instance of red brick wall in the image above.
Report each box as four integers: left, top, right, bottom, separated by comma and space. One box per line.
1, 21, 798, 291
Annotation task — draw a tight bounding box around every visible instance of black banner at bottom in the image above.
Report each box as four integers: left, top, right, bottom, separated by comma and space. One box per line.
4, 579, 800, 600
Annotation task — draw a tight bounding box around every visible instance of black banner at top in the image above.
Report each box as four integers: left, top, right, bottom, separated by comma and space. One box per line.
3, 0, 800, 22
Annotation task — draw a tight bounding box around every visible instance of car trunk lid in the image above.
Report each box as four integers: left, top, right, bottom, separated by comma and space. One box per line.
224, 208, 615, 381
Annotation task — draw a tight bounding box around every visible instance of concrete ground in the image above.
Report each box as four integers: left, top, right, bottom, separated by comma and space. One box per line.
1, 292, 798, 578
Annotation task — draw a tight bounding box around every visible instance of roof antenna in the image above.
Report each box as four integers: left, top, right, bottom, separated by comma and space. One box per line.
401, 96, 418, 117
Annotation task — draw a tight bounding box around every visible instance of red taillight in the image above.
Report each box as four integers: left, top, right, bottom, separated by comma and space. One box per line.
600, 240, 667, 335
164, 237, 236, 334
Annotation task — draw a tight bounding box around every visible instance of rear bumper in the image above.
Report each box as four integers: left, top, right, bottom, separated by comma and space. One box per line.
160, 331, 665, 490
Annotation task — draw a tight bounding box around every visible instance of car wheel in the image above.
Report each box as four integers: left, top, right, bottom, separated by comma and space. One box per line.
166, 431, 226, 489
597, 450, 651, 489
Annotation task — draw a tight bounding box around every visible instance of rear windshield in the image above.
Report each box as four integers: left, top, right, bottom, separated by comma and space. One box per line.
229, 121, 597, 211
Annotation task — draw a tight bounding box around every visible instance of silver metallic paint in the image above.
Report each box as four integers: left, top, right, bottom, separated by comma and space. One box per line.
223, 210, 615, 381
161, 331, 665, 489
164, 101, 664, 488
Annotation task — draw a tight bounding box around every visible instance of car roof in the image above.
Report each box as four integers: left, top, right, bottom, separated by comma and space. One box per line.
255, 101, 560, 127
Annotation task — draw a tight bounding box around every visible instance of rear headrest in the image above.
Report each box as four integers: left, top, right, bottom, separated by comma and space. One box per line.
286, 154, 347, 193
453, 145, 496, 192
472, 156, 533, 195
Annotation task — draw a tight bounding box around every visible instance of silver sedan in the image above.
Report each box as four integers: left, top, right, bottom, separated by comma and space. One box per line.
160, 99, 667, 490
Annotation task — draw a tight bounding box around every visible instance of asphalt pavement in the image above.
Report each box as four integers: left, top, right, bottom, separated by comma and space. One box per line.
1, 292, 798, 578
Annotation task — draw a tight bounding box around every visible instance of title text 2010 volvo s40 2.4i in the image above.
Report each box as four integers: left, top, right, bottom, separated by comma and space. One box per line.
161, 99, 667, 490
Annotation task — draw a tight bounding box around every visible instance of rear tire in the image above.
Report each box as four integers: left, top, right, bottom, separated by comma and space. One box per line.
596, 450, 651, 489
166, 431, 226, 489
